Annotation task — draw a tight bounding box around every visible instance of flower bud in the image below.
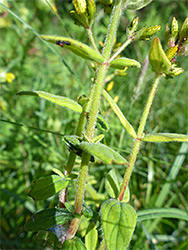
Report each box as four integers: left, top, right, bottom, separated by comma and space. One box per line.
165, 45, 178, 60
73, 0, 87, 14
179, 17, 188, 42
127, 17, 139, 36
87, 0, 96, 24
177, 40, 188, 56
165, 66, 184, 78
165, 17, 179, 47
139, 25, 161, 40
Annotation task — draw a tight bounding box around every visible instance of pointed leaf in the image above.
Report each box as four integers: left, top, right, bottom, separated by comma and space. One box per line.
142, 133, 188, 142
80, 142, 128, 165
105, 169, 130, 202
85, 222, 98, 250
109, 57, 141, 70
16, 91, 83, 113
29, 175, 69, 201
40, 35, 104, 63
62, 237, 87, 250
137, 208, 188, 222
149, 37, 171, 73
101, 199, 137, 250
103, 90, 137, 138
24, 208, 74, 232
127, 0, 153, 10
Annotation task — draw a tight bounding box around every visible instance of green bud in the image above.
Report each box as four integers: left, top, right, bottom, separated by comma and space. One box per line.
128, 17, 139, 33
139, 25, 161, 40
77, 95, 89, 107
98, 0, 113, 6
73, 0, 87, 14
149, 37, 171, 74
70, 10, 89, 28
87, 0, 96, 24
165, 17, 179, 47
171, 17, 178, 41
179, 17, 188, 42
165, 66, 184, 79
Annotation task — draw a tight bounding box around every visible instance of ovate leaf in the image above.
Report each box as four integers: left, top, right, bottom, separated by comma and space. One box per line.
127, 0, 153, 10
137, 208, 188, 222
40, 35, 105, 63
62, 237, 87, 250
103, 90, 137, 138
85, 222, 98, 250
149, 37, 171, 73
29, 175, 69, 200
109, 57, 141, 70
142, 133, 188, 142
16, 91, 83, 113
25, 208, 74, 232
101, 199, 137, 250
80, 142, 128, 165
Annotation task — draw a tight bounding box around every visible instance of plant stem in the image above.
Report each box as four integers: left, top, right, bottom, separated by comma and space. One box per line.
118, 73, 162, 200
87, 27, 100, 53
67, 0, 124, 239
108, 38, 132, 63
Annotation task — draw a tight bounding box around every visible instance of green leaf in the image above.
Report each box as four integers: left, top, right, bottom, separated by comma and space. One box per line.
101, 199, 137, 250
16, 91, 83, 113
96, 114, 109, 132
80, 142, 128, 165
24, 208, 74, 232
142, 133, 188, 142
29, 175, 69, 200
149, 37, 171, 73
105, 169, 130, 202
62, 237, 87, 250
137, 208, 188, 222
109, 57, 141, 69
127, 0, 153, 10
40, 35, 105, 63
85, 222, 98, 250
103, 90, 137, 138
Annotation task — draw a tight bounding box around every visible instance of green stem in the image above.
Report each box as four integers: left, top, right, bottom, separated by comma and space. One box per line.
118, 74, 162, 200
67, 0, 124, 239
108, 38, 132, 62
87, 27, 100, 53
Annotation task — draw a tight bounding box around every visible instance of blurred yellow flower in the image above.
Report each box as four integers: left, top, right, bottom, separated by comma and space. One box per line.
113, 95, 119, 103
6, 73, 15, 83
106, 81, 114, 92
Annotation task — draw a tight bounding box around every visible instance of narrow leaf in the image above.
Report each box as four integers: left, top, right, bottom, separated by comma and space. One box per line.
16, 91, 83, 113
137, 208, 188, 222
105, 169, 130, 202
62, 237, 87, 250
127, 0, 153, 10
80, 142, 128, 165
109, 57, 141, 70
103, 90, 137, 138
149, 37, 171, 73
29, 175, 69, 200
85, 223, 98, 250
25, 208, 74, 232
101, 199, 137, 250
40, 35, 104, 63
142, 133, 188, 142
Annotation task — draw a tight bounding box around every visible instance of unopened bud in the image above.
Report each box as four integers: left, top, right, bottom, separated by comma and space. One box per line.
73, 0, 87, 14
179, 17, 188, 42
177, 40, 188, 56
165, 45, 178, 60
139, 25, 161, 40
87, 0, 96, 23
165, 66, 184, 78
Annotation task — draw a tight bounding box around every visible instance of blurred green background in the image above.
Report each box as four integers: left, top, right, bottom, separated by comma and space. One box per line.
0, 0, 187, 249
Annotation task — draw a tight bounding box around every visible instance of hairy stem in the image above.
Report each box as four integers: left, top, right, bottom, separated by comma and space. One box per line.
118, 73, 162, 200
67, 0, 124, 239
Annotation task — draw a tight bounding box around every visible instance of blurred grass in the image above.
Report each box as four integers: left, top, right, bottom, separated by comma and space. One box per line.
0, 0, 188, 249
